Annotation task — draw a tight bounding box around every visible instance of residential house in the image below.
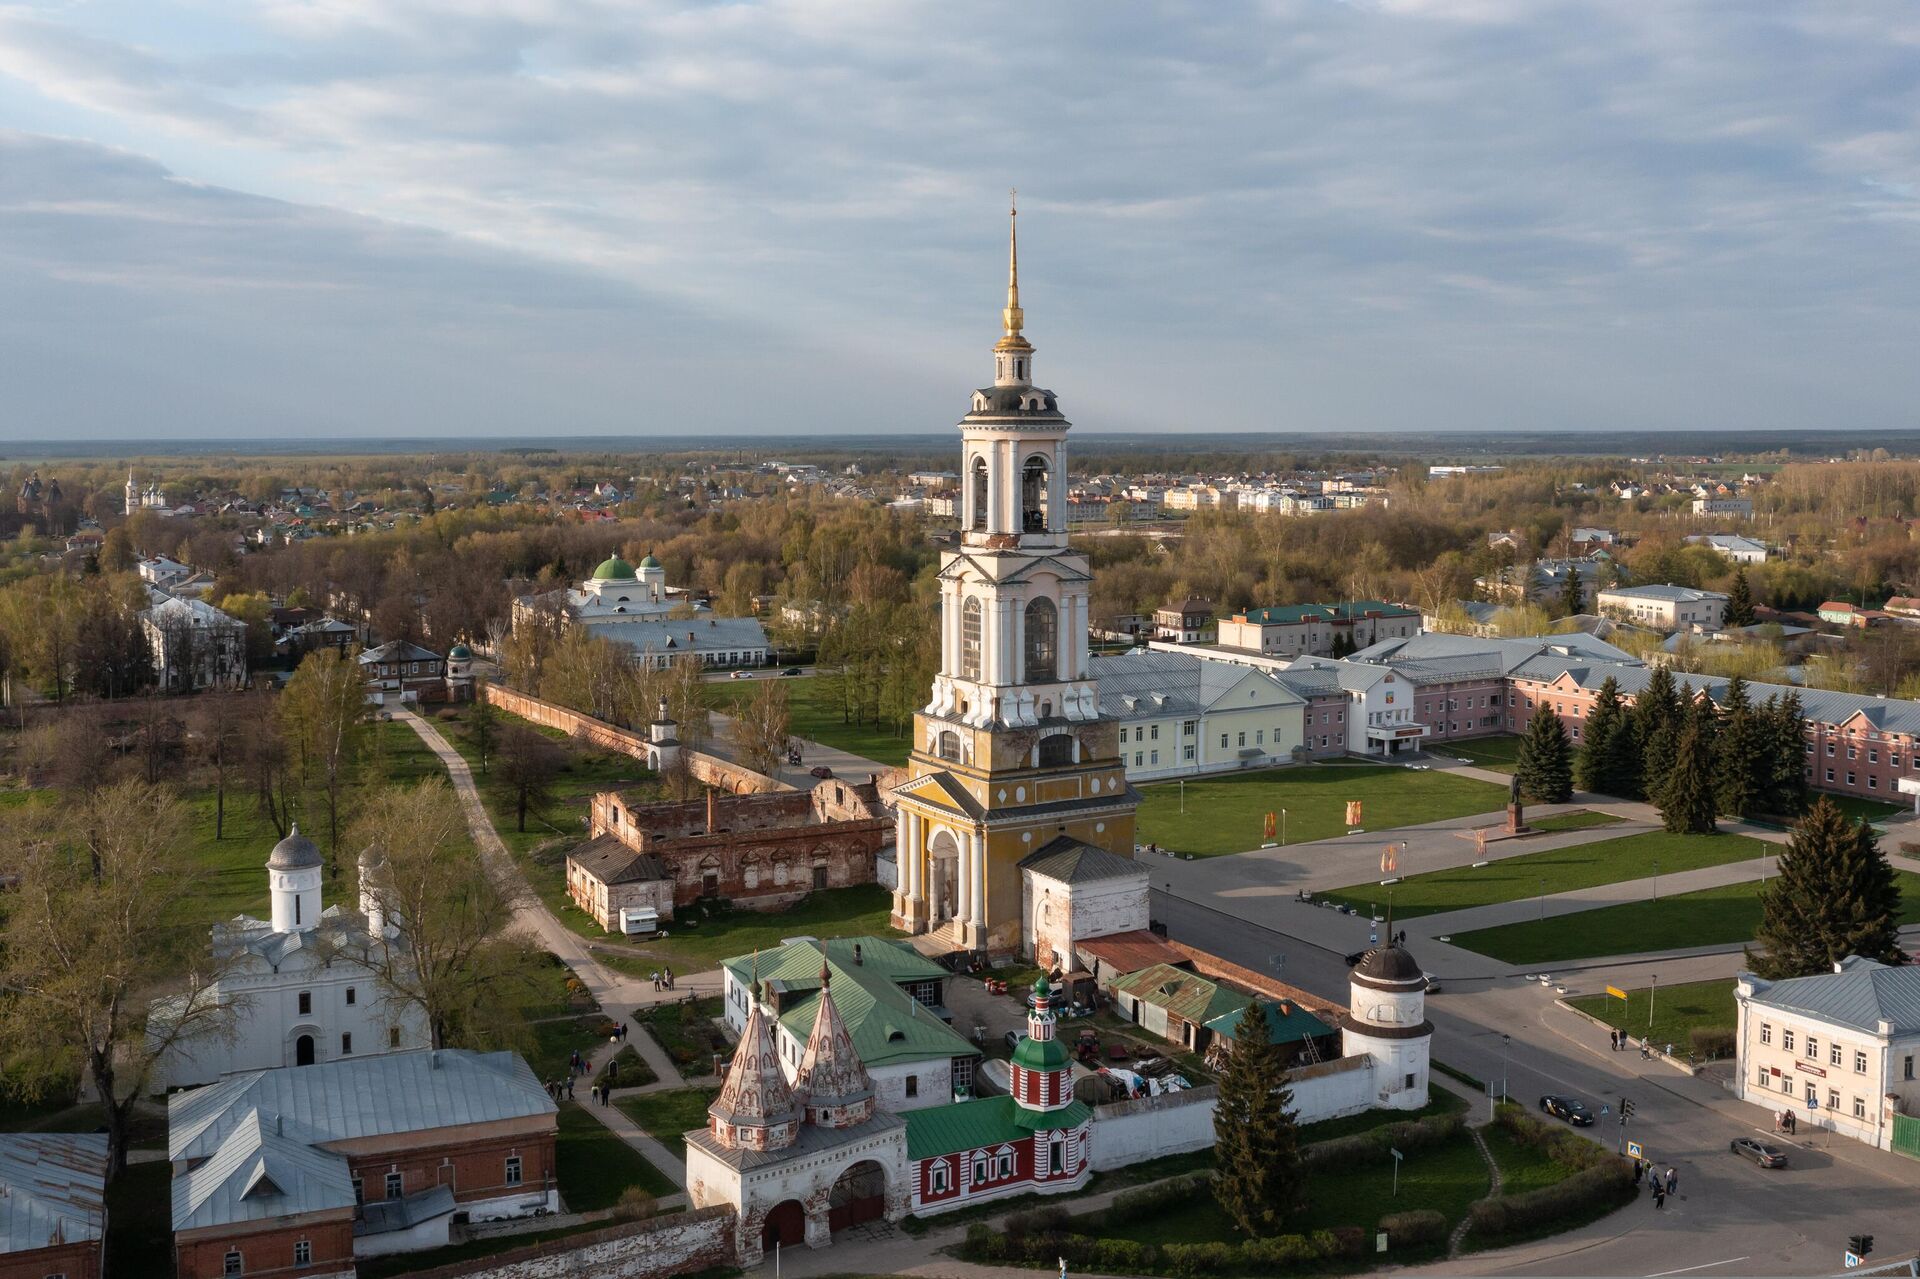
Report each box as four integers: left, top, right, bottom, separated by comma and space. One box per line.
1153, 597, 1214, 644
1686, 534, 1769, 564
1215, 600, 1420, 659
1597, 584, 1728, 631
143, 595, 248, 692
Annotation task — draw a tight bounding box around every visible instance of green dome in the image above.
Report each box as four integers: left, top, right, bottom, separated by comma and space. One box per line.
591, 554, 636, 581
448, 643, 472, 660
1011, 1036, 1070, 1072
637, 553, 661, 570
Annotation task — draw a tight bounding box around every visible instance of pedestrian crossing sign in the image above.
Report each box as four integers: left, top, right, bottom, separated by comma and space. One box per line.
1626, 1140, 1643, 1159
1846, 1252, 1862, 1269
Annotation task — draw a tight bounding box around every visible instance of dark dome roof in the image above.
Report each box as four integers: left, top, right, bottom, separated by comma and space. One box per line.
1353, 945, 1425, 984
267, 827, 322, 871
968, 385, 1064, 417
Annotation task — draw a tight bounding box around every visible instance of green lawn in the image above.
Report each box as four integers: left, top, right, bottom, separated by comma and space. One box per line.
1452, 870, 1920, 964
616, 1086, 720, 1160
1105, 1131, 1490, 1247
1827, 795, 1905, 822
1438, 735, 1524, 773
1566, 979, 1737, 1047
555, 1100, 679, 1206
523, 1014, 620, 1082
705, 675, 910, 767
595, 1045, 658, 1090
1296, 1086, 1467, 1144
1319, 830, 1774, 920
1529, 810, 1626, 833
631, 997, 730, 1074
595, 884, 897, 972
1136, 765, 1508, 856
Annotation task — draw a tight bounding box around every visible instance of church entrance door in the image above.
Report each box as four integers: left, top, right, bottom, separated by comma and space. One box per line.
826, 1160, 887, 1231
295, 1034, 315, 1067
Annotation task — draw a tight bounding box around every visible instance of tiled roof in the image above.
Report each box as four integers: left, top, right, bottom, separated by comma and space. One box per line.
0, 1134, 108, 1255
1744, 957, 1920, 1035
903, 1096, 1091, 1160
1018, 836, 1145, 885
567, 835, 669, 886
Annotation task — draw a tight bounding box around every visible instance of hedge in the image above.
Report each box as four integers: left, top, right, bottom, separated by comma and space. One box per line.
960, 1218, 1365, 1274
1302, 1111, 1462, 1169
1378, 1209, 1448, 1247
1473, 1105, 1636, 1238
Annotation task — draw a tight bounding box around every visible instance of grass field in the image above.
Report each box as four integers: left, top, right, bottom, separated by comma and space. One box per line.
1319, 830, 1774, 920
630, 997, 730, 1073
1136, 765, 1508, 856
616, 1085, 719, 1160
1452, 870, 1920, 964
556, 1100, 679, 1205
595, 883, 897, 972
1566, 978, 1737, 1047
1438, 735, 1524, 773
705, 674, 910, 767
1529, 810, 1626, 833
1828, 795, 1906, 822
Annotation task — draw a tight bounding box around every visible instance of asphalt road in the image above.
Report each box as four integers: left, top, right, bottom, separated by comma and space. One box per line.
1152, 888, 1919, 1277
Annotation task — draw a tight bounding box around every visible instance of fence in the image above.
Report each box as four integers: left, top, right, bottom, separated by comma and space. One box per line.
483, 684, 790, 794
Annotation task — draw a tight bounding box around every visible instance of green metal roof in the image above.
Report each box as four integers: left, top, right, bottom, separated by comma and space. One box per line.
723, 938, 974, 1070
904, 1096, 1092, 1160
1204, 998, 1334, 1047
1237, 600, 1416, 625
591, 554, 636, 580
1111, 963, 1226, 1026
1011, 1036, 1069, 1072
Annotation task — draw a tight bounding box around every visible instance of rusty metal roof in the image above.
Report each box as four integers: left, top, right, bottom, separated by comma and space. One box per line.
0, 1133, 108, 1255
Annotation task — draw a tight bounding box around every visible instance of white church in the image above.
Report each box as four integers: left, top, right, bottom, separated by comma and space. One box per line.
149, 827, 431, 1090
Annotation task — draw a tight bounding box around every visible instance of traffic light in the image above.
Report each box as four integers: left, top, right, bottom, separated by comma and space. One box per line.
1849, 1235, 1874, 1259
1621, 1098, 1635, 1120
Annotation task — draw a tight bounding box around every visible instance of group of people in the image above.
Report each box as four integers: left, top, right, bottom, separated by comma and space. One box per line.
1607, 1027, 1657, 1059
651, 968, 676, 992
1633, 1160, 1679, 1208
545, 1051, 588, 1102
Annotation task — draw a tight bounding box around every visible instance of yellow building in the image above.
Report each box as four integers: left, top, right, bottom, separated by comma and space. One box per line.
890, 203, 1139, 954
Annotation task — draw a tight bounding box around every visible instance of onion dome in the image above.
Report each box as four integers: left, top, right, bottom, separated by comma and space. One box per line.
591, 554, 636, 581
448, 642, 472, 660
266, 825, 322, 871
637, 552, 661, 570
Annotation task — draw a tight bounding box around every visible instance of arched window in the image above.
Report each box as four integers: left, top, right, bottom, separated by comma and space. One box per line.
1024, 598, 1057, 682
970, 456, 989, 530
937, 731, 962, 762
1038, 734, 1074, 767
1022, 455, 1049, 533
961, 599, 982, 680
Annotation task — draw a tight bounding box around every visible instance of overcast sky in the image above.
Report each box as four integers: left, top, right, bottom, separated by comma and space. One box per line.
2, 1, 1917, 440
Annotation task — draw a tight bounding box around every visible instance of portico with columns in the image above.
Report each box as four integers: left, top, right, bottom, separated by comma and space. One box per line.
890, 200, 1139, 954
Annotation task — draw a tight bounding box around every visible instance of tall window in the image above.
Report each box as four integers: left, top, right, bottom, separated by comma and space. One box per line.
294, 1241, 311, 1266
505, 1156, 522, 1187
224, 1250, 243, 1276
961, 599, 983, 679
1022, 455, 1049, 532
1024, 598, 1057, 682
970, 456, 989, 530
937, 731, 962, 762
1038, 734, 1074, 767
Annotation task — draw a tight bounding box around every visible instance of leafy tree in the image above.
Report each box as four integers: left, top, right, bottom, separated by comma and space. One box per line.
1713, 675, 1765, 818
1657, 694, 1719, 834
352, 779, 547, 1049
1558, 566, 1586, 617
278, 647, 367, 871
1750, 798, 1905, 978
496, 723, 562, 833
468, 678, 498, 775
0, 782, 236, 1178
98, 525, 137, 573
1210, 999, 1303, 1237
1515, 703, 1573, 803
1575, 676, 1628, 794
1726, 568, 1757, 628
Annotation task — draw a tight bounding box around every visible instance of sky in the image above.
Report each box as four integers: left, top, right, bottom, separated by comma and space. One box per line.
1, 1, 1917, 441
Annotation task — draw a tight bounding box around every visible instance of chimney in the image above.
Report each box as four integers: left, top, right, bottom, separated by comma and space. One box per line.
706, 787, 717, 832
854, 942, 863, 966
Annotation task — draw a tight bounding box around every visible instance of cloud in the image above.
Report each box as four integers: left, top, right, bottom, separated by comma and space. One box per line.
0, 1, 1918, 435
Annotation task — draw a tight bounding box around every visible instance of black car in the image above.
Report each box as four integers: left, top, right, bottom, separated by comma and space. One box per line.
1539, 1095, 1595, 1126
1344, 950, 1368, 967
781, 667, 803, 676
1730, 1136, 1788, 1168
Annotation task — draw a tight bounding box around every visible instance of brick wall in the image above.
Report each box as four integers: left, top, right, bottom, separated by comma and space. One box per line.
483, 684, 789, 794
1168, 940, 1346, 1022
396, 1206, 736, 1279
0, 1239, 101, 1279
175, 1216, 355, 1279
347, 1128, 557, 1209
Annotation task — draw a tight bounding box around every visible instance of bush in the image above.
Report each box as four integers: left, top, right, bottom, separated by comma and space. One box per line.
1378, 1209, 1447, 1247
1689, 1027, 1735, 1060
435, 708, 461, 721
1303, 1112, 1460, 1168
1162, 1241, 1235, 1277
1328, 1226, 1367, 1259
1092, 1238, 1156, 1272
613, 1186, 656, 1220
1469, 1161, 1634, 1238
1239, 1234, 1324, 1268
1004, 1206, 1070, 1239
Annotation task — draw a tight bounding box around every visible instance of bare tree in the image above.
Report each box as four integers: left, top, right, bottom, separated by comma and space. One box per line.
352, 779, 545, 1049
239, 689, 295, 838
495, 724, 562, 833
734, 678, 791, 778
468, 677, 498, 775
0, 781, 237, 1178
279, 647, 368, 874
194, 693, 244, 840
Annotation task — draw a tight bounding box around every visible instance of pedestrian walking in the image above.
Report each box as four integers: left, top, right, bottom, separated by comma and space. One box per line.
1610, 1029, 1618, 1051
1665, 1167, 1677, 1195
565, 1076, 574, 1100
1653, 1185, 1665, 1210
1632, 1160, 1643, 1186
665, 968, 674, 991
651, 971, 660, 991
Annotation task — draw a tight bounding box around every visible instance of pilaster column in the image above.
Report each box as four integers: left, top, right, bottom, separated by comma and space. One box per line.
970, 828, 987, 933
893, 810, 908, 914
955, 828, 972, 926
1012, 594, 1026, 685
908, 813, 924, 901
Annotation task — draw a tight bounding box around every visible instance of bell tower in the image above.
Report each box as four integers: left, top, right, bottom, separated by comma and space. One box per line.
890, 198, 1137, 953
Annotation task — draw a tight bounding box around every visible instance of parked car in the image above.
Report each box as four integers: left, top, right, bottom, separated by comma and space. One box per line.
781, 667, 803, 676
1423, 977, 1443, 995
728, 670, 752, 679
1004, 1029, 1022, 1052
1730, 1137, 1788, 1168
1539, 1095, 1594, 1126
810, 765, 834, 779
1343, 950, 1368, 967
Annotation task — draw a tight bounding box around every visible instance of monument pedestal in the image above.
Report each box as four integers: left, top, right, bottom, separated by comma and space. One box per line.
1505, 803, 1530, 835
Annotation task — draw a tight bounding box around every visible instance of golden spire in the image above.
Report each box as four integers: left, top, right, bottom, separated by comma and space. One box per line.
996, 188, 1032, 354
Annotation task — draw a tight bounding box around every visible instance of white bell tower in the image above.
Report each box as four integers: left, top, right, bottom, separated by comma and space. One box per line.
267, 826, 325, 934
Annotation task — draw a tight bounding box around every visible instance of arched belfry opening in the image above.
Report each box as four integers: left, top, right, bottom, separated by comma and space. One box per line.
1022, 455, 1050, 533
970, 456, 989, 531
1025, 598, 1057, 682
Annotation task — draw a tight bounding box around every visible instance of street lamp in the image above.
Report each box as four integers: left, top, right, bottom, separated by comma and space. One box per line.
1500, 1033, 1511, 1104
1539, 878, 1547, 922
1648, 972, 1658, 1031
1652, 858, 1660, 902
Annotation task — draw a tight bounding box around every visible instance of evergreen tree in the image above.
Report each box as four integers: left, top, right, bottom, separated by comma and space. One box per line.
1211, 999, 1304, 1237
1635, 668, 1684, 792
1515, 703, 1574, 803
1559, 566, 1586, 618
1657, 693, 1719, 833
1750, 798, 1906, 978
1714, 674, 1766, 818
1726, 568, 1757, 628
1575, 676, 1626, 793
1758, 693, 1812, 817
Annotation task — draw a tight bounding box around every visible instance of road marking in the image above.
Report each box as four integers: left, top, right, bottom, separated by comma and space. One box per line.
1647, 1258, 1750, 1276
